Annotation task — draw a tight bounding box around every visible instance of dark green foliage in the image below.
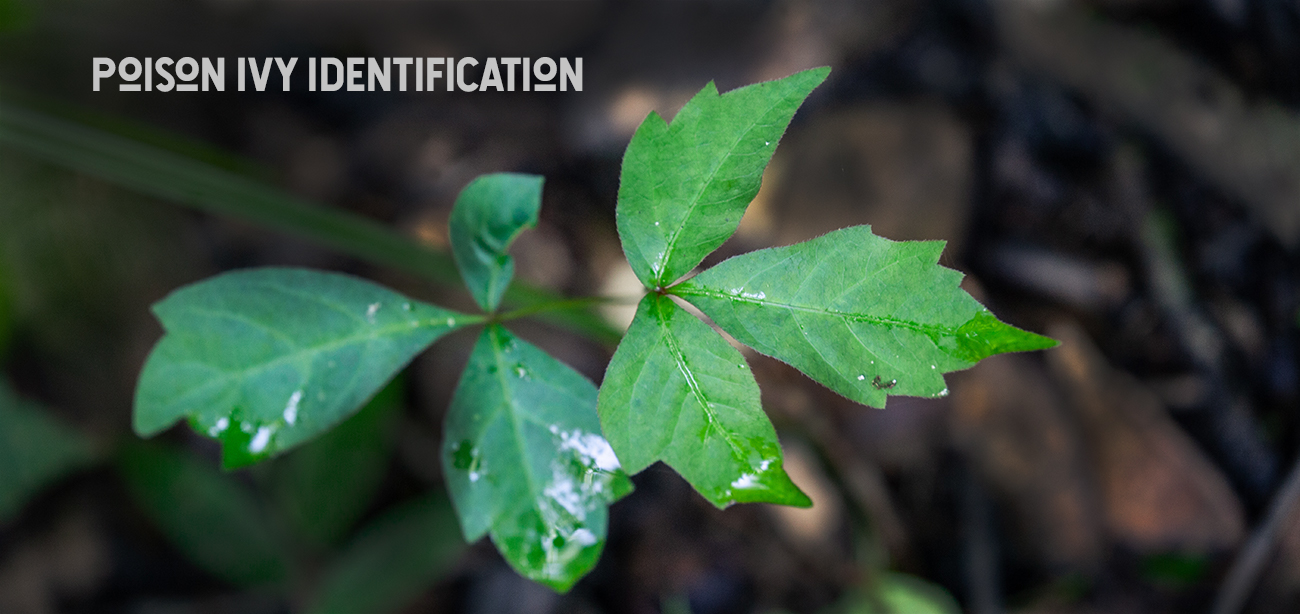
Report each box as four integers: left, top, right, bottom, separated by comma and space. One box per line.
118, 442, 288, 586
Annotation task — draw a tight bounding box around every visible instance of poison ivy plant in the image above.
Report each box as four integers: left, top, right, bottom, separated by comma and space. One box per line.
598, 67, 1054, 509
131, 66, 1053, 593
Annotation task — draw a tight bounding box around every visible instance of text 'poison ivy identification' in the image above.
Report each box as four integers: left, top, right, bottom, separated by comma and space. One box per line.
132, 66, 1055, 592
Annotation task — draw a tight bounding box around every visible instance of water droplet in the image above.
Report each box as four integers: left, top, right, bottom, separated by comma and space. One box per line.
445, 317, 456, 327
207, 417, 230, 437
764, 140, 771, 146
857, 374, 866, 381
366, 302, 381, 322
931, 365, 937, 369
654, 221, 660, 226
282, 390, 303, 425
571, 528, 597, 546
249, 426, 274, 454
555, 428, 622, 471
515, 365, 529, 379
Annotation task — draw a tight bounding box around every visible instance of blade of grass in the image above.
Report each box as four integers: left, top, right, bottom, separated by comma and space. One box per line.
0, 98, 620, 345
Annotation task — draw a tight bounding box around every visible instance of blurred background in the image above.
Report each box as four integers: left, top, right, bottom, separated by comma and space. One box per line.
2, 0, 1300, 612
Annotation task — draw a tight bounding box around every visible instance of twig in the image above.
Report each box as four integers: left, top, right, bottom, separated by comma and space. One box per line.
1211, 451, 1300, 614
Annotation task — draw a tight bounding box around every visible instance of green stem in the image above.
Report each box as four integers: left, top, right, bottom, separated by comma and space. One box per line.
494, 295, 639, 324
0, 97, 622, 345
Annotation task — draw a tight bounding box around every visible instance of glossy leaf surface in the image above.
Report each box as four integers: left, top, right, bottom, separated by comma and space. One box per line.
675, 226, 1057, 408
309, 493, 463, 614
272, 377, 401, 546
134, 267, 474, 468
449, 173, 544, 312
0, 382, 95, 521
118, 442, 288, 586
617, 67, 829, 288
597, 294, 808, 509
442, 324, 631, 591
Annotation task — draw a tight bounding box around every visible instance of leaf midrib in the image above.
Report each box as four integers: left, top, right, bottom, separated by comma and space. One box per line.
152, 309, 460, 412
674, 286, 970, 339
652, 95, 789, 287
652, 299, 747, 463
488, 326, 546, 531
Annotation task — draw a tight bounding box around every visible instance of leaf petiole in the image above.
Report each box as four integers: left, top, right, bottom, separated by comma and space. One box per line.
493, 294, 642, 323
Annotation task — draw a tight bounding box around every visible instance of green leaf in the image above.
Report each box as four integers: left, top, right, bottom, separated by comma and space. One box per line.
309, 493, 463, 614
0, 382, 96, 522
118, 442, 289, 586
450, 173, 544, 312
675, 226, 1057, 408
272, 376, 402, 546
830, 573, 961, 614
133, 267, 477, 469
597, 294, 808, 509
616, 67, 829, 288
442, 324, 632, 591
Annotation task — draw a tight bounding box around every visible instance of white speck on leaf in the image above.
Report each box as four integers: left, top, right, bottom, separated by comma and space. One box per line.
283, 390, 303, 425
249, 426, 273, 453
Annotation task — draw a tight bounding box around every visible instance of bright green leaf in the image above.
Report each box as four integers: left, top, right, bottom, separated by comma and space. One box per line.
675, 226, 1057, 408
272, 376, 402, 546
597, 294, 809, 509
616, 67, 829, 288
442, 324, 632, 591
118, 442, 288, 586
449, 173, 544, 312
0, 382, 96, 522
309, 493, 463, 614
831, 573, 961, 614
133, 267, 477, 469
